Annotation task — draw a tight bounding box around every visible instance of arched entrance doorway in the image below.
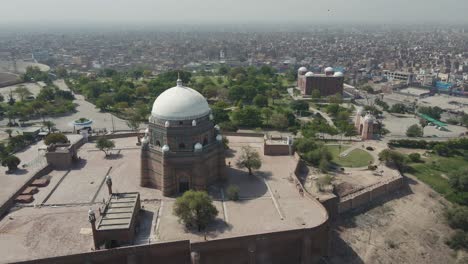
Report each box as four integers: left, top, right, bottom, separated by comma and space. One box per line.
178, 172, 190, 193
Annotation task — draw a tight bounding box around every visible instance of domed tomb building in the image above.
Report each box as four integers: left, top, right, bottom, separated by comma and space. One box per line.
140, 78, 226, 196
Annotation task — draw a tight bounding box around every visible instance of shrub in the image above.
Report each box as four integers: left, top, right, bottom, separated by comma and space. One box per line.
406, 124, 423, 137
448, 168, 468, 192
44, 133, 69, 145
408, 153, 422, 163
446, 230, 468, 250
368, 164, 378, 170
226, 185, 240, 201
219, 121, 238, 132
317, 175, 332, 191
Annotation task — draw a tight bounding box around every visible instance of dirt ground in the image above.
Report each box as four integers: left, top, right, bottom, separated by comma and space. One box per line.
328, 175, 468, 264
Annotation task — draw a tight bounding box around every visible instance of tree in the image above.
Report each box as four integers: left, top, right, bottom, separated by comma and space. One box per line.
270, 113, 289, 130
96, 138, 115, 156
406, 124, 423, 137
418, 106, 443, 120
95, 93, 114, 111
378, 149, 407, 171
419, 118, 428, 128
14, 85, 32, 101
44, 133, 68, 145
253, 94, 268, 107
5, 129, 13, 138
43, 121, 55, 132
290, 100, 309, 112
389, 103, 407, 114
173, 190, 218, 231
231, 106, 262, 127
236, 146, 262, 175
261, 107, 273, 125
125, 110, 141, 131
311, 90, 321, 99
2, 155, 20, 172
408, 153, 422, 163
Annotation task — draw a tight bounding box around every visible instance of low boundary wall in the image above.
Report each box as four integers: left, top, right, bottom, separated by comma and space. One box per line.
0, 164, 52, 217
15, 224, 330, 264
338, 175, 404, 214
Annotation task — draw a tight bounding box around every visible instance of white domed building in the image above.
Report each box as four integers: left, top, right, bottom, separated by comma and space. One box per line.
141, 78, 226, 196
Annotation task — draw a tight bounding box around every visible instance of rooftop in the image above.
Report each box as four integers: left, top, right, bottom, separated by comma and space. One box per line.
97, 192, 139, 231
0, 136, 328, 262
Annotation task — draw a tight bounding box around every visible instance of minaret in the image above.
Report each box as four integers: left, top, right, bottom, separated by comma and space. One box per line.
88, 208, 99, 249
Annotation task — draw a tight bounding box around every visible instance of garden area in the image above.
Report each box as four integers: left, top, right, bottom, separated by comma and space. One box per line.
407, 152, 468, 206
326, 144, 374, 168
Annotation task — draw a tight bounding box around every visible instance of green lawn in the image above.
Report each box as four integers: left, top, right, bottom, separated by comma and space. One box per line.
408, 153, 468, 205
326, 145, 374, 168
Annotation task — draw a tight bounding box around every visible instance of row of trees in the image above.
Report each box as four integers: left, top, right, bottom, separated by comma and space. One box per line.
1, 84, 76, 127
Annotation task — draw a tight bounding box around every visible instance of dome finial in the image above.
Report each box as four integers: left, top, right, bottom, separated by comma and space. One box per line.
176, 72, 182, 87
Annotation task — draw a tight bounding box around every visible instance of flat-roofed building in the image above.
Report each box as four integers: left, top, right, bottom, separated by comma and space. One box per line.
383, 70, 415, 84
90, 192, 141, 249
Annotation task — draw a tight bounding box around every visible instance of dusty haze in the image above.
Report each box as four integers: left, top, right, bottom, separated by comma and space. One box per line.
1, 0, 467, 25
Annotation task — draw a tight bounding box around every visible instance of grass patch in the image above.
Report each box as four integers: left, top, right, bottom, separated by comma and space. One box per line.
408, 153, 468, 205
326, 145, 374, 168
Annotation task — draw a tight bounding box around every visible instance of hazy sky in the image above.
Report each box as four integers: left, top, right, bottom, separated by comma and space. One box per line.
1, 0, 467, 25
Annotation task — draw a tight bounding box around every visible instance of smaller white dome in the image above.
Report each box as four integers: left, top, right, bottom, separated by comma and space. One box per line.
165, 121, 170, 128
305, 71, 314, 77
209, 113, 214, 120
192, 120, 197, 126
333, 72, 344, 77
216, 134, 223, 141
194, 142, 203, 151
324, 67, 334, 73
145, 128, 149, 134
214, 125, 220, 130
298, 66, 308, 72
162, 145, 170, 152
141, 136, 149, 144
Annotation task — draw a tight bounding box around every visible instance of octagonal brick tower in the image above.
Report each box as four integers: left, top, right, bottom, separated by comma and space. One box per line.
140, 77, 226, 196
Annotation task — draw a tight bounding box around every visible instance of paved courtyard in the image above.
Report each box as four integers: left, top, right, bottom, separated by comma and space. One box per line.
0, 135, 328, 262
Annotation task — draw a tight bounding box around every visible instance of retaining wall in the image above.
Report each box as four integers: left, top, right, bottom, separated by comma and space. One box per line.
338, 176, 404, 214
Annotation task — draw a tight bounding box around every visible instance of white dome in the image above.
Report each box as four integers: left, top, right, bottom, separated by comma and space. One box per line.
324, 67, 334, 73
192, 120, 197, 126
216, 134, 223, 141
298, 67, 308, 72
194, 142, 203, 151
333, 72, 344, 77
141, 136, 149, 144
151, 80, 211, 121
162, 145, 170, 152
305, 71, 314, 77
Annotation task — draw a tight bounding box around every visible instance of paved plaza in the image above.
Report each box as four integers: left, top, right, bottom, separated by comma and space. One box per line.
0, 136, 328, 262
